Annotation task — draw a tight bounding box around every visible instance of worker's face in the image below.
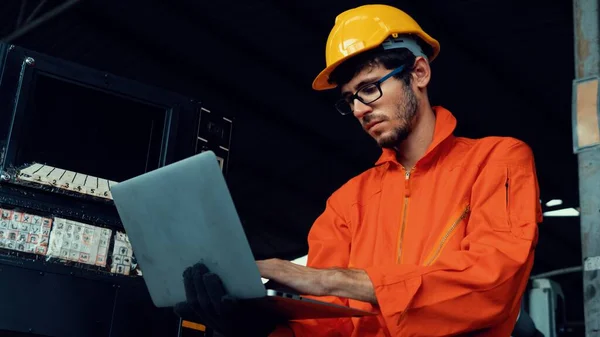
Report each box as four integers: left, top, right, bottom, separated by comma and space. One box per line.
340, 64, 419, 148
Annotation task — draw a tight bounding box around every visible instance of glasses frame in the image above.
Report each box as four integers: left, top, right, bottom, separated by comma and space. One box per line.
335, 65, 406, 115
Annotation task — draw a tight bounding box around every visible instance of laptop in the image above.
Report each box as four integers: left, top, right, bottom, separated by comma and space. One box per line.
110, 151, 374, 320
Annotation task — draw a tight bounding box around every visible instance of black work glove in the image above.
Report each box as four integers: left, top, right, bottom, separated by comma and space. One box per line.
174, 263, 278, 337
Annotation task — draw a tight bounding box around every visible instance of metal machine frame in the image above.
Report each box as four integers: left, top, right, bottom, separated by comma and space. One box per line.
0, 43, 232, 337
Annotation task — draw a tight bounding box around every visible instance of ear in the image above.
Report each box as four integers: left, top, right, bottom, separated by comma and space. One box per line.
412, 56, 431, 89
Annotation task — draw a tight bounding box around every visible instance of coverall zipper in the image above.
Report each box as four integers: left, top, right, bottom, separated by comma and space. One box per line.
397, 168, 412, 264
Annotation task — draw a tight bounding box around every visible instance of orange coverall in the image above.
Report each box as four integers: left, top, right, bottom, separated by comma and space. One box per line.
273, 106, 542, 337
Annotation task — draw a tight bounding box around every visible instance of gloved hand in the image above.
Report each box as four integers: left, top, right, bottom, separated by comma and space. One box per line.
174, 263, 278, 337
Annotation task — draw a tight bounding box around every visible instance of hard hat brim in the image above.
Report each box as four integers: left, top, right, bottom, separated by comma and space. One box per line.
312, 68, 338, 91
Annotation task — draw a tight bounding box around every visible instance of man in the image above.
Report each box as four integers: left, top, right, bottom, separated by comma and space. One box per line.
176, 4, 542, 336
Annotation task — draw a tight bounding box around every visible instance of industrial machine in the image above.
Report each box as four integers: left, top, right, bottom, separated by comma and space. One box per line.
0, 43, 232, 337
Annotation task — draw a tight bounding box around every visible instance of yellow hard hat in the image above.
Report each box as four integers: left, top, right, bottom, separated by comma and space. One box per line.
312, 4, 440, 91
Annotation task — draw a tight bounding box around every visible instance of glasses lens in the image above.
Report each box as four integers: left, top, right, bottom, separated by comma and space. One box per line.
335, 99, 353, 115
357, 84, 382, 104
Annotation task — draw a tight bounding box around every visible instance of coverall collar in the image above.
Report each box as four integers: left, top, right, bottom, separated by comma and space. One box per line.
374, 106, 456, 167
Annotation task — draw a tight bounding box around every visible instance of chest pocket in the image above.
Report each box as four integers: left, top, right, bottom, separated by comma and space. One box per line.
422, 203, 471, 266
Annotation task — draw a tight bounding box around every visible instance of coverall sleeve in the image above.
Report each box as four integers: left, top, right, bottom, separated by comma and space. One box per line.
270, 192, 355, 337
363, 140, 542, 336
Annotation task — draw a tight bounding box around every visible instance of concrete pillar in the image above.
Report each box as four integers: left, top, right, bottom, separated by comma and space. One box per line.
572, 0, 600, 335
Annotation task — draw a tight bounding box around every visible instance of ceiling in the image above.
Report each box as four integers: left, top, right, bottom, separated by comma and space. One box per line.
0, 0, 581, 281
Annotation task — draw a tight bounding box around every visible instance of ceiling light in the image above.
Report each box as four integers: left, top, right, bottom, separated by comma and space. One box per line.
545, 199, 563, 207
543, 208, 580, 217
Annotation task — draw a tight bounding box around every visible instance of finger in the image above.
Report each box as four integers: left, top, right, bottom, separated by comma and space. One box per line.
183, 267, 199, 308
192, 264, 215, 315
203, 273, 227, 315
190, 264, 226, 332
183, 267, 212, 324
256, 259, 283, 280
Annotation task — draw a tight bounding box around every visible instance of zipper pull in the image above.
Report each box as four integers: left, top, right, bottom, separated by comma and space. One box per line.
404, 169, 411, 197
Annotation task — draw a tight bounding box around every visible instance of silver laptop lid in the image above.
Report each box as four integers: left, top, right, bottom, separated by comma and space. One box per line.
111, 151, 267, 307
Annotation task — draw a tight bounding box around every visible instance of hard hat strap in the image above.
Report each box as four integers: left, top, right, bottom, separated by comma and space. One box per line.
381, 35, 427, 60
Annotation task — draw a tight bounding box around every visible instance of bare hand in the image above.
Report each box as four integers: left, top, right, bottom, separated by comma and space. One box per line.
256, 258, 330, 296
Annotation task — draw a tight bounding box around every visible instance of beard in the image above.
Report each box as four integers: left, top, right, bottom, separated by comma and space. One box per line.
375, 84, 419, 148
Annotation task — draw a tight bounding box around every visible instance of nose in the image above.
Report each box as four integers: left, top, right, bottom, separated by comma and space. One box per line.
352, 99, 372, 119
